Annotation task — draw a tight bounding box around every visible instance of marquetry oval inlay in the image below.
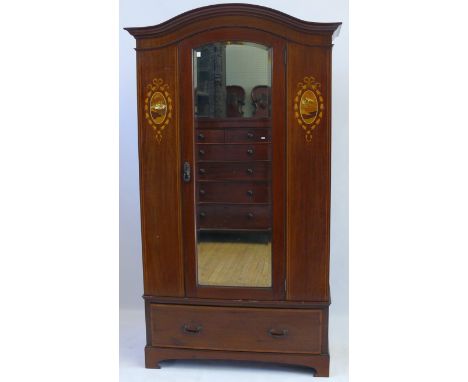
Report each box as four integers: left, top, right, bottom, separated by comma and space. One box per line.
144, 78, 173, 143
294, 76, 324, 142
149, 91, 167, 125
300, 90, 318, 124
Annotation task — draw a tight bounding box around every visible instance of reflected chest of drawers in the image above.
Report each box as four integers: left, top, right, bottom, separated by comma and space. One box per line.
196, 118, 272, 232
125, 3, 341, 377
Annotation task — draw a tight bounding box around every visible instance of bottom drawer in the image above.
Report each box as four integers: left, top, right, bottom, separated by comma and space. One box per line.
150, 304, 323, 354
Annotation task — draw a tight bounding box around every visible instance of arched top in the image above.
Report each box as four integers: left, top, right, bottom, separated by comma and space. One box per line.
125, 3, 342, 43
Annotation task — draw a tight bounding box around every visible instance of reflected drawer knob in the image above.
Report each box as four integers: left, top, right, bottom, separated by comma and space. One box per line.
199, 212, 206, 218
246, 190, 254, 197
247, 212, 254, 219
199, 168, 206, 174
246, 168, 254, 175
197, 133, 205, 140
247, 148, 254, 155
199, 149, 205, 156
247, 132, 254, 139
199, 189, 206, 195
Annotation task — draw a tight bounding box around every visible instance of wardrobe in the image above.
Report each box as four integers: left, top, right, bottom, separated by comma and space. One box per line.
125, 4, 341, 376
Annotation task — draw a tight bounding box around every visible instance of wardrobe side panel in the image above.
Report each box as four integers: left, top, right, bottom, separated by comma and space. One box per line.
137, 46, 184, 297
286, 43, 331, 302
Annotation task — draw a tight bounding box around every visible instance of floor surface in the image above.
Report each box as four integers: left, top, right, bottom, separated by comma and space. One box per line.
120, 308, 348, 381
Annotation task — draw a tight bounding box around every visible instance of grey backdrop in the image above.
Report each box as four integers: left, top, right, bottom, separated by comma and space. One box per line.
119, 0, 348, 318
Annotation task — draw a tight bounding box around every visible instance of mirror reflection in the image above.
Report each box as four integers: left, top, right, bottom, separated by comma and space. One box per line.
194, 42, 273, 288
194, 42, 272, 118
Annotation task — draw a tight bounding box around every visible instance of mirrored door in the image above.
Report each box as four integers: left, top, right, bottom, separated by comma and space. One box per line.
180, 30, 286, 300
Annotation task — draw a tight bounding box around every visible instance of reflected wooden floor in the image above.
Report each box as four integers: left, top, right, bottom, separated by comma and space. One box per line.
197, 241, 272, 287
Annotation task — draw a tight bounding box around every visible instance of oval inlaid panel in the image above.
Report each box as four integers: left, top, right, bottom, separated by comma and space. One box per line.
149, 91, 167, 125
300, 90, 318, 125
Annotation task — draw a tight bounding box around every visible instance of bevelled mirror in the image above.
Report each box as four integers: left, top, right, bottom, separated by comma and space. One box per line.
193, 41, 273, 287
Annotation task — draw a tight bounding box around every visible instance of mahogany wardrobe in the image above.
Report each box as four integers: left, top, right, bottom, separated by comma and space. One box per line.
125, 3, 341, 377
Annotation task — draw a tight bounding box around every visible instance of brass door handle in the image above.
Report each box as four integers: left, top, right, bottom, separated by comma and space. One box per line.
247, 148, 254, 155
183, 162, 191, 183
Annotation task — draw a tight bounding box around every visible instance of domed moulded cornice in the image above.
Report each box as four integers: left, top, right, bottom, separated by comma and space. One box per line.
124, 3, 342, 43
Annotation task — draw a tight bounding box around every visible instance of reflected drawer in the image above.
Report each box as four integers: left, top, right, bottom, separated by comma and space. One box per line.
197, 181, 270, 203
197, 144, 271, 161
150, 304, 323, 354
196, 129, 224, 143
197, 204, 271, 229
196, 162, 270, 181
226, 128, 271, 143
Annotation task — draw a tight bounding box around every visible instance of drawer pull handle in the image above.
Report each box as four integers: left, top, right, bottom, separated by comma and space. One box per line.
199, 168, 206, 174
246, 190, 254, 197
247, 148, 254, 155
199, 212, 206, 218
247, 132, 254, 139
246, 168, 254, 175
247, 212, 254, 219
268, 329, 288, 337
183, 324, 203, 335
198, 133, 205, 140
199, 149, 205, 156
199, 189, 206, 195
